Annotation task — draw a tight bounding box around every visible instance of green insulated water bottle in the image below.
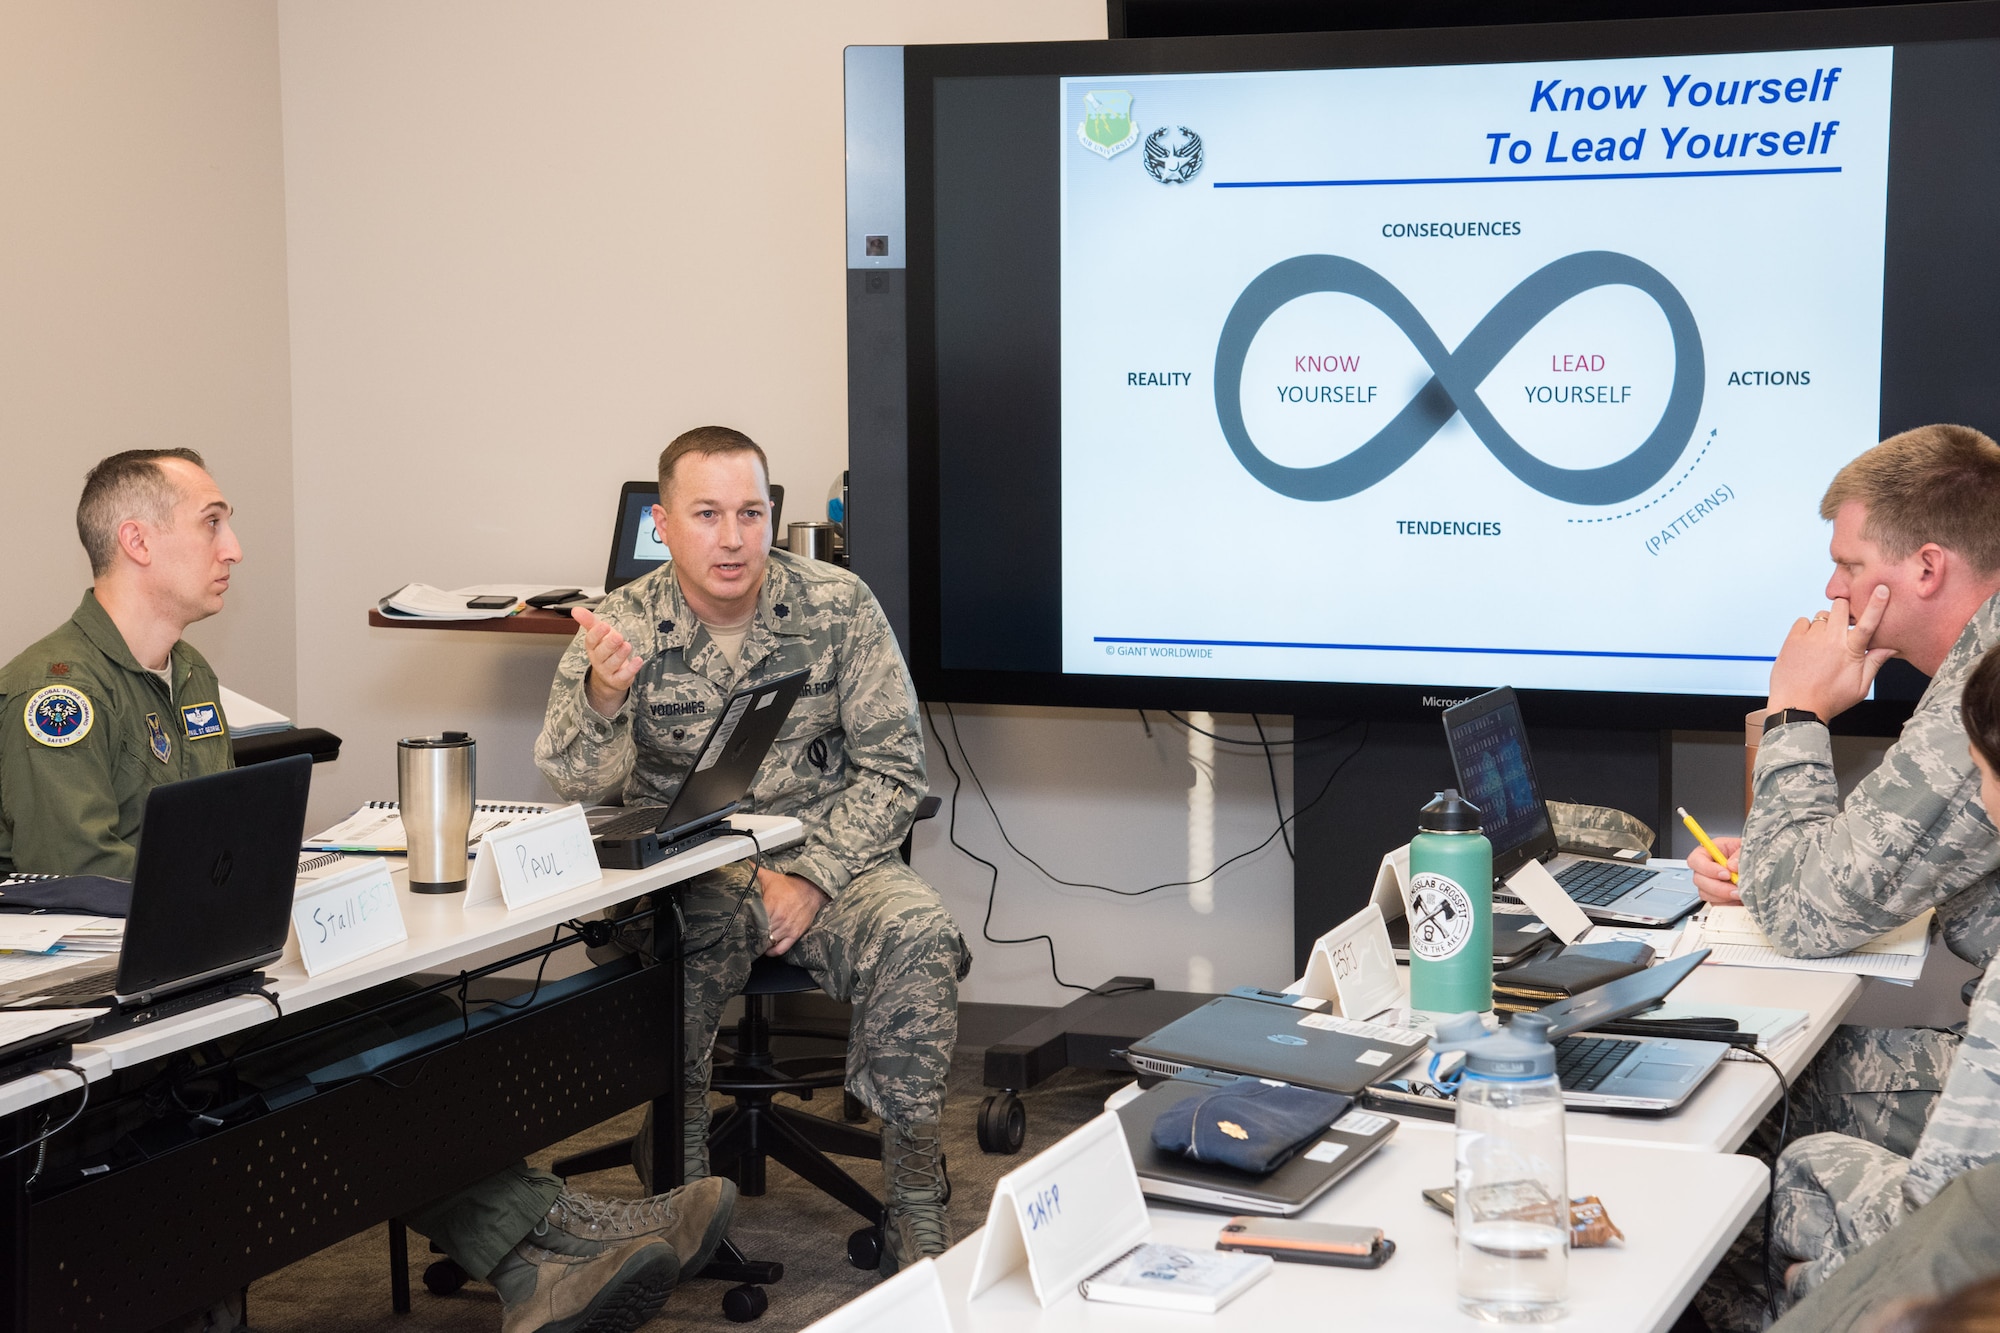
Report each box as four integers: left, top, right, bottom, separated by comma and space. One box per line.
1407, 788, 1493, 1016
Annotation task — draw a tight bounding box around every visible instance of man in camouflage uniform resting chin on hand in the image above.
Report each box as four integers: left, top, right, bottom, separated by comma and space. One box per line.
1683, 426, 2000, 1326
534, 426, 970, 1275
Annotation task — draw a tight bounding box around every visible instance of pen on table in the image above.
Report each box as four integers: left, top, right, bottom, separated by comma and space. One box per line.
1677, 806, 1739, 885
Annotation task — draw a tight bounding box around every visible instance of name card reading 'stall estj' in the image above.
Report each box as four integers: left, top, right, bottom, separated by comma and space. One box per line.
465, 804, 600, 909
290, 858, 406, 977
967, 1111, 1150, 1307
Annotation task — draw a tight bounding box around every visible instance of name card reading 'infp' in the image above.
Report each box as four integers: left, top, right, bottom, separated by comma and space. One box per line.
465, 804, 601, 909
968, 1112, 1149, 1307
291, 858, 406, 977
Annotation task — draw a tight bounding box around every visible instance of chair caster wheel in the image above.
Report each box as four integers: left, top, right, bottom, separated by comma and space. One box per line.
722, 1283, 768, 1322
977, 1091, 1026, 1154
422, 1258, 469, 1295
842, 1092, 867, 1122
848, 1224, 884, 1270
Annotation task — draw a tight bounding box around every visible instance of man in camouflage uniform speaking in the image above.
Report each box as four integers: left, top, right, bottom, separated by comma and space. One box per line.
534, 426, 969, 1274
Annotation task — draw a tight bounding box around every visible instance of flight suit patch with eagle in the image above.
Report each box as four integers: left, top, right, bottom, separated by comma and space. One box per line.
181, 702, 225, 740
24, 684, 93, 748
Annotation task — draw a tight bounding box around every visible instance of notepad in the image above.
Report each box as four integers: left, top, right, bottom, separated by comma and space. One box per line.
304, 800, 557, 853
1676, 906, 1931, 983
1079, 1242, 1272, 1312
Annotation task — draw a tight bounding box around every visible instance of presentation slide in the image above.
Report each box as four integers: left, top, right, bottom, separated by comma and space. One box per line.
1058, 48, 1893, 696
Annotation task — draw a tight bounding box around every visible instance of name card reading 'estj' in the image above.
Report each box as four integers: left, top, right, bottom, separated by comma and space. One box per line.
1300, 902, 1404, 1020
291, 858, 406, 977
466, 804, 601, 909
968, 1111, 1150, 1307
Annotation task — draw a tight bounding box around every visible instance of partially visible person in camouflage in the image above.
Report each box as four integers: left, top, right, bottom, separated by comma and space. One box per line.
1754, 644, 2000, 1319
534, 426, 969, 1275
1689, 427, 2000, 1148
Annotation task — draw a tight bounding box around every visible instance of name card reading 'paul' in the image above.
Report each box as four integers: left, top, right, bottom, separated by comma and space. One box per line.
291, 858, 406, 977
466, 804, 601, 909
968, 1112, 1150, 1307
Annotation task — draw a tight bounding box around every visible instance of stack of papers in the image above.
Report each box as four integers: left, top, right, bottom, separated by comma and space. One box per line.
1676, 905, 1932, 984
377, 583, 524, 620
218, 686, 292, 737
305, 800, 557, 854
0, 915, 122, 957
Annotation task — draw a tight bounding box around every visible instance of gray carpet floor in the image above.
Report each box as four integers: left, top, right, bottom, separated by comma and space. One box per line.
243, 1047, 1126, 1332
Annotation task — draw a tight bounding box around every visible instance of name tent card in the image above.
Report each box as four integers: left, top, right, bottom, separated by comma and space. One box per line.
291, 858, 406, 977
800, 1257, 955, 1332
466, 804, 601, 909
1505, 859, 1594, 945
968, 1111, 1150, 1307
1299, 902, 1403, 1019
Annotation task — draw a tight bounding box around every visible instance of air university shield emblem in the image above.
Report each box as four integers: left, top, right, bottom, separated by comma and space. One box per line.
1077, 90, 1138, 159
23, 685, 92, 748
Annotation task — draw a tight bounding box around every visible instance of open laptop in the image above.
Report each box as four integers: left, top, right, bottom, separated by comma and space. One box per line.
0, 754, 313, 1018
1124, 998, 1429, 1094
588, 668, 810, 862
1443, 687, 1701, 926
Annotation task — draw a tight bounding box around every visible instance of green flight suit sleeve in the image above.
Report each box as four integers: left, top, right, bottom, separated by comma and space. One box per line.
0, 678, 137, 878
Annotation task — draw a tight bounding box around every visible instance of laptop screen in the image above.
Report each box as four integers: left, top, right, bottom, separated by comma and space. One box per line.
1442, 690, 1556, 871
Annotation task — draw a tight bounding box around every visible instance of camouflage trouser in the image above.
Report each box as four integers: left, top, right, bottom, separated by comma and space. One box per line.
1770, 1133, 1912, 1309
1790, 1024, 1963, 1156
634, 856, 969, 1185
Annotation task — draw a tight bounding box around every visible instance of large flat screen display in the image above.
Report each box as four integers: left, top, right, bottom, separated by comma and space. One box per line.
905, 7, 2000, 730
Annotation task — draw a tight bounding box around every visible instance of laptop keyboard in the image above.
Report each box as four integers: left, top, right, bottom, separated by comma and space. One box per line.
1554, 860, 1657, 907
1555, 1035, 1641, 1092
590, 806, 670, 839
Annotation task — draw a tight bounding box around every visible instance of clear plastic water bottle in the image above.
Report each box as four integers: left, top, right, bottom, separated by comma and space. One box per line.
1434, 1011, 1568, 1323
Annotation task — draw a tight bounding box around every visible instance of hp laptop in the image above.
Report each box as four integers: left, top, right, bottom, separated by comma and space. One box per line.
1363, 949, 1729, 1115
0, 754, 313, 1019
1124, 999, 1428, 1094
1114, 1073, 1398, 1215
1538, 948, 1729, 1111
1443, 687, 1701, 926
588, 668, 810, 863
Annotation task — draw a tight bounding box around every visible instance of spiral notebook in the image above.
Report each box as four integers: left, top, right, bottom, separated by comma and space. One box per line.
303, 800, 556, 854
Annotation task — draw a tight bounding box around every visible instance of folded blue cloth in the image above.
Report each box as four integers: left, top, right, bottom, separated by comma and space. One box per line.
1150, 1077, 1352, 1175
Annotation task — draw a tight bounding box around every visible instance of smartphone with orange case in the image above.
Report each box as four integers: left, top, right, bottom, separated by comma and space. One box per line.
1215, 1217, 1396, 1268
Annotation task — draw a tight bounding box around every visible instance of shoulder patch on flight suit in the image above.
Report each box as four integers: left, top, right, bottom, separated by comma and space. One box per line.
146, 713, 172, 763
23, 684, 93, 748
181, 701, 225, 740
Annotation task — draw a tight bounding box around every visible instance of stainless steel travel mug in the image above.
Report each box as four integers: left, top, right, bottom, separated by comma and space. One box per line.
787, 521, 837, 562
398, 732, 476, 893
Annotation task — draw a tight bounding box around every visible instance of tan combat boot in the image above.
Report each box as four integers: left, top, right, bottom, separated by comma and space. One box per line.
879, 1121, 950, 1275
542, 1178, 737, 1278
490, 1235, 678, 1333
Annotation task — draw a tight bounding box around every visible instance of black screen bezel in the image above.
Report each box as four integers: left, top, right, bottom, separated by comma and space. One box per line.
904, 1, 2000, 733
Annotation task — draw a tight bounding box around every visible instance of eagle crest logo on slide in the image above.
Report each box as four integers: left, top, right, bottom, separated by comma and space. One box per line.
24, 684, 93, 748
1077, 90, 1138, 159
1144, 126, 1204, 184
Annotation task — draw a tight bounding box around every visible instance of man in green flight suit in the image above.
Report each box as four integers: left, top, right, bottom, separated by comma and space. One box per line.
2, 450, 732, 1333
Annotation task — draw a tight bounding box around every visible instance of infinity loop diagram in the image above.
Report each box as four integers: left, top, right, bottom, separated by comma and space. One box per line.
1213, 251, 1705, 505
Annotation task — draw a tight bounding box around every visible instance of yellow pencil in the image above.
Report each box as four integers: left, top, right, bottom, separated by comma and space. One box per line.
1677, 806, 1739, 885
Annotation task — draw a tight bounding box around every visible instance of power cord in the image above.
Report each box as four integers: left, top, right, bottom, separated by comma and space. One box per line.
1250, 714, 1292, 860
923, 703, 1372, 987
1, 1063, 89, 1186
1743, 1047, 1792, 1319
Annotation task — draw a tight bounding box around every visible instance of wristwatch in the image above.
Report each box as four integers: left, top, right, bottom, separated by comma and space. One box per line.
1764, 708, 1823, 731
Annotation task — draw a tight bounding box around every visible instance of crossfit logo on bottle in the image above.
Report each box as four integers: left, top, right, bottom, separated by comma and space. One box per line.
1408, 872, 1474, 961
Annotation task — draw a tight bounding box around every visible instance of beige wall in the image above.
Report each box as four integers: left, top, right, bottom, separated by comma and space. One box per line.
277, 0, 1104, 836
0, 2, 296, 711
